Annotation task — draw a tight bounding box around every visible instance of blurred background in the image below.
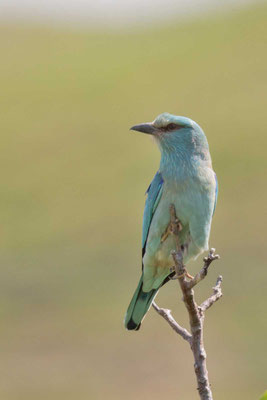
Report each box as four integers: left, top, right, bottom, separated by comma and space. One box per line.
0, 1, 266, 399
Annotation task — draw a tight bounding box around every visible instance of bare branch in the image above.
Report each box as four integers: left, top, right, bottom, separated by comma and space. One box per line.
171, 247, 186, 278
171, 248, 214, 400
152, 205, 223, 400
152, 302, 192, 343
200, 276, 223, 312
188, 248, 220, 289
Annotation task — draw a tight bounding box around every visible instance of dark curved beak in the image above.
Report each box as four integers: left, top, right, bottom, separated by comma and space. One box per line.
130, 123, 157, 135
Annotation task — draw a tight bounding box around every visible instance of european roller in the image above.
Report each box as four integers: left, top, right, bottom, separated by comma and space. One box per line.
124, 113, 218, 331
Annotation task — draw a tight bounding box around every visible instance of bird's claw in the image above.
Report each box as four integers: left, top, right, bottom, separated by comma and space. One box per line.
185, 271, 194, 280
169, 267, 194, 280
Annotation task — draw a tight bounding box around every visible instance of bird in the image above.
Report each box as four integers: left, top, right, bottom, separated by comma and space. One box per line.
124, 112, 218, 331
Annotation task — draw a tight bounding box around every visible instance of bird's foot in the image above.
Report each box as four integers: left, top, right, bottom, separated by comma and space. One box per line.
169, 267, 194, 280
185, 271, 194, 280
170, 272, 186, 279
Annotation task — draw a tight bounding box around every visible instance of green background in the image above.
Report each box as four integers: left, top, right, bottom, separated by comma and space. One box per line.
0, 3, 266, 399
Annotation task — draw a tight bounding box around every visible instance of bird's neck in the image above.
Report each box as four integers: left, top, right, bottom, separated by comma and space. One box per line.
159, 150, 190, 181
159, 148, 211, 182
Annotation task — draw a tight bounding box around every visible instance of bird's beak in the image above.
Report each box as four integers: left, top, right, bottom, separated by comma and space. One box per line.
130, 123, 157, 135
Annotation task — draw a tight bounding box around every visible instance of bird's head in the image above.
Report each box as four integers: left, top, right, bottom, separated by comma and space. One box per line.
130, 112, 209, 157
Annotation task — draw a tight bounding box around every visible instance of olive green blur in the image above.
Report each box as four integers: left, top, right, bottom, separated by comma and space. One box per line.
0, 3, 266, 399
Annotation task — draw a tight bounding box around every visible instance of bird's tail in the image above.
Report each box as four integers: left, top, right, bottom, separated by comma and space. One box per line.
124, 274, 158, 331
124, 272, 173, 331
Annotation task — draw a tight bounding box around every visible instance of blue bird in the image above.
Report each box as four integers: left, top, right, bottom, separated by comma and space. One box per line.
124, 113, 218, 331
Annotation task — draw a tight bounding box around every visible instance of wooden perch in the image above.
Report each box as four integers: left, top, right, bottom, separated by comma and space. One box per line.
152, 205, 222, 400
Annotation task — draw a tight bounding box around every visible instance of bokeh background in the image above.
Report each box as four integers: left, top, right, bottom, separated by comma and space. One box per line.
0, 1, 266, 399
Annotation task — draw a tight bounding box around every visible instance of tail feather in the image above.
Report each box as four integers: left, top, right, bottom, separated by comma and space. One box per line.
124, 272, 173, 331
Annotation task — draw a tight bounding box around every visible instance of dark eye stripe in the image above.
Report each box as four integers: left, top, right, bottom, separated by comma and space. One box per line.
167, 123, 177, 130
163, 123, 183, 131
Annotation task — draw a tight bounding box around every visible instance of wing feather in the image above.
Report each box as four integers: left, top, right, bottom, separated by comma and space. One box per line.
142, 171, 164, 256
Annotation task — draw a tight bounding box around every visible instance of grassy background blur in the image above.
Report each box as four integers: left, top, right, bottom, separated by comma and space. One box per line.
0, 3, 266, 399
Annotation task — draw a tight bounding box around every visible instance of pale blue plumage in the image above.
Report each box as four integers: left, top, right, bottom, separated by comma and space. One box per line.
213, 173, 218, 215
125, 113, 217, 330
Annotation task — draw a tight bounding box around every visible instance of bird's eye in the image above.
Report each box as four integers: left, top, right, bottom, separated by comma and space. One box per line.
166, 123, 178, 130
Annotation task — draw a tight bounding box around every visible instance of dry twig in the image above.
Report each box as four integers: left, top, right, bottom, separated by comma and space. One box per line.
152, 205, 222, 400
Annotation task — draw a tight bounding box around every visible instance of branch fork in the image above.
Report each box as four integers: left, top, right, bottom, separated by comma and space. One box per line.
152, 205, 223, 400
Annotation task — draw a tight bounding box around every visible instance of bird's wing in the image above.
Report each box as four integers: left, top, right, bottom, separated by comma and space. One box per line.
212, 172, 218, 216
142, 171, 164, 257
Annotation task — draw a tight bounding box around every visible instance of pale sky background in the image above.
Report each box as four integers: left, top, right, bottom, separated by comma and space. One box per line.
0, 0, 264, 28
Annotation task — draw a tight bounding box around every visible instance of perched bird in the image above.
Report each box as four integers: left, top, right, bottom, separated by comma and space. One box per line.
124, 113, 218, 331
